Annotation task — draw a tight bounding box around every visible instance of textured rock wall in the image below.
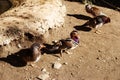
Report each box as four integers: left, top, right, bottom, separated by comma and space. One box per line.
0, 0, 66, 46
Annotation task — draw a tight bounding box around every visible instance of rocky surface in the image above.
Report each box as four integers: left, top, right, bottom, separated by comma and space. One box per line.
0, 0, 66, 46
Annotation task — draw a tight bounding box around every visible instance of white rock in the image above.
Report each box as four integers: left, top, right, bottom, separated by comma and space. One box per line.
41, 68, 47, 72
57, 58, 61, 61
17, 44, 22, 48
53, 62, 62, 69
3, 39, 11, 45
37, 72, 49, 80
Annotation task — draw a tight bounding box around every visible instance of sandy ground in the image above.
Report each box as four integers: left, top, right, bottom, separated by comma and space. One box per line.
0, 1, 120, 80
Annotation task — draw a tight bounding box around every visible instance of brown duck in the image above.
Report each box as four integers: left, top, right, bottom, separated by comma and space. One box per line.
50, 30, 80, 57
85, 4, 106, 17
20, 43, 45, 64
82, 15, 110, 33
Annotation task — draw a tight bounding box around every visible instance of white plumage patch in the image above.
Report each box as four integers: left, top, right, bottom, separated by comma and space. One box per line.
34, 55, 41, 63
95, 23, 103, 29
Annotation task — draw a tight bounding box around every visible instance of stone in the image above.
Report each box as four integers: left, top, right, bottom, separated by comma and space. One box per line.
53, 62, 62, 69
37, 72, 50, 80
41, 68, 47, 72
63, 62, 68, 65
17, 44, 22, 48
57, 58, 61, 61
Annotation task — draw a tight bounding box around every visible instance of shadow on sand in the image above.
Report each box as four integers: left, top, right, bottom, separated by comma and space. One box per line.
42, 43, 61, 58
67, 14, 92, 20
0, 44, 61, 67
0, 48, 31, 67
74, 25, 91, 32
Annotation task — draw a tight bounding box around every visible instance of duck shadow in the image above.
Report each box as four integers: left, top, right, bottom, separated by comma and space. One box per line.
42, 43, 61, 58
0, 48, 31, 67
74, 25, 92, 32
67, 14, 92, 20
0, 43, 61, 67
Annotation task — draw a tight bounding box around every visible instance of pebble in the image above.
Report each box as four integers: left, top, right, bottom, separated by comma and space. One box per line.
98, 50, 102, 52
41, 68, 47, 72
37, 72, 50, 80
53, 62, 62, 69
17, 44, 22, 48
102, 60, 106, 62
3, 40, 10, 45
96, 57, 100, 60
57, 58, 61, 61
63, 62, 68, 65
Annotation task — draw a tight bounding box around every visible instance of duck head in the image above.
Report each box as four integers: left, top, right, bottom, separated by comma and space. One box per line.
31, 43, 46, 62
70, 30, 79, 43
85, 4, 92, 13
31, 43, 45, 50
103, 16, 111, 24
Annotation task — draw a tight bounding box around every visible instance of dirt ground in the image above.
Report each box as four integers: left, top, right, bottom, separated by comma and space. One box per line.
0, 1, 120, 80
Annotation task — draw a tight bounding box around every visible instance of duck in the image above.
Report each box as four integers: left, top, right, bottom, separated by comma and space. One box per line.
19, 43, 45, 65
81, 15, 110, 33
85, 4, 106, 17
51, 30, 80, 57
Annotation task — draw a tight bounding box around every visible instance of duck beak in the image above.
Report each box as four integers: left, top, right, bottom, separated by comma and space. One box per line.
41, 45, 46, 48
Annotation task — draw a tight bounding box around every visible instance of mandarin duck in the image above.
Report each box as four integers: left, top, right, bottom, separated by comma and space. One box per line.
51, 30, 80, 57
82, 15, 110, 33
85, 4, 106, 17
19, 43, 45, 66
